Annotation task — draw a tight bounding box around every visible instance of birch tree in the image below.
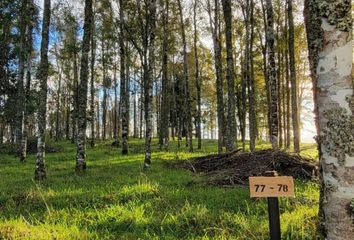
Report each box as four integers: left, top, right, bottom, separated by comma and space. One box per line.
76, 0, 92, 171
288, 0, 300, 152
177, 0, 193, 152
119, 0, 128, 154
265, 0, 278, 150
221, 0, 236, 151
35, 0, 51, 180
206, 0, 225, 153
160, 0, 170, 151
304, 0, 353, 238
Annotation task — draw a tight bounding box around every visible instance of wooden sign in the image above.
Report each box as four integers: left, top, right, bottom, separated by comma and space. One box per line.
249, 176, 295, 198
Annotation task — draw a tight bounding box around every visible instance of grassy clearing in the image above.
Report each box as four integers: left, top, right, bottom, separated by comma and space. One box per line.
0, 138, 321, 239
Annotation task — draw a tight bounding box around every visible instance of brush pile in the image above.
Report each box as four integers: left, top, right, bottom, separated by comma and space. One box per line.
177, 149, 318, 186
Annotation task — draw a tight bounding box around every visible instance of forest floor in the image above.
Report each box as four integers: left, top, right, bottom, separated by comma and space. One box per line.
0, 138, 321, 239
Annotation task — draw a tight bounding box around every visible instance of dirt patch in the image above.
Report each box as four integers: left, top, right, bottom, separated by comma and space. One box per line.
174, 149, 318, 186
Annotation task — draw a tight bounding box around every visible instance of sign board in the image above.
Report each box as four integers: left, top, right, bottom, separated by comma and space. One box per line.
249, 176, 295, 198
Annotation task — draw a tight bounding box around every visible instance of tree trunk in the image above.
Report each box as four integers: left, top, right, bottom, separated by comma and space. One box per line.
96, 97, 100, 139
20, 0, 34, 161
90, 7, 96, 147
160, 0, 170, 151
133, 71, 138, 138
260, 0, 271, 140
55, 44, 62, 142
288, 0, 300, 153
194, 0, 202, 150
143, 0, 157, 168
113, 51, 118, 146
265, 0, 278, 150
76, 0, 92, 171
35, 0, 51, 180
285, 17, 291, 149
66, 85, 70, 140
305, 0, 354, 238
15, 0, 27, 146
245, 0, 256, 152
249, 0, 256, 151
275, 2, 282, 149
71, 51, 79, 143
119, 0, 128, 154
177, 0, 193, 153
102, 39, 107, 141
126, 45, 131, 140
222, 0, 236, 152
16, 0, 27, 158
207, 0, 224, 153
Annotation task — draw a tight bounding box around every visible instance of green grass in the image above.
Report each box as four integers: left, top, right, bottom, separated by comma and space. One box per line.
0, 138, 322, 239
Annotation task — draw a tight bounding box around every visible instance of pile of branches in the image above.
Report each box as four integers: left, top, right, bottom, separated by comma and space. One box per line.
177, 149, 318, 186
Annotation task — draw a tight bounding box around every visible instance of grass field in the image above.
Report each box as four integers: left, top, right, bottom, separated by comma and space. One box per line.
0, 138, 321, 239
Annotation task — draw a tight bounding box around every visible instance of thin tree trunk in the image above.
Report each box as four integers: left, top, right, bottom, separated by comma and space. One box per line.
194, 0, 201, 149
66, 85, 70, 140
177, 0, 193, 152
275, 2, 282, 149
125, 44, 130, 140
143, 0, 157, 168
139, 66, 144, 140
119, 0, 128, 154
285, 25, 290, 149
222, 0, 236, 152
160, 0, 170, 151
17, 0, 29, 160
207, 0, 224, 153
76, 0, 92, 171
15, 0, 27, 146
102, 39, 107, 141
96, 97, 100, 139
260, 0, 271, 139
20, 1, 34, 161
54, 44, 62, 142
71, 51, 79, 143
113, 51, 118, 145
288, 0, 300, 152
247, 0, 256, 151
35, 0, 51, 180
265, 0, 278, 150
90, 6, 96, 147
133, 70, 138, 138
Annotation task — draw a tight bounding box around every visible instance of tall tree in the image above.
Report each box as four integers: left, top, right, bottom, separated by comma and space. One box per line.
206, 0, 225, 153
16, 0, 28, 158
20, 0, 35, 161
101, 40, 108, 140
248, 0, 256, 152
160, 0, 170, 151
221, 0, 236, 151
90, 1, 96, 147
265, 0, 278, 150
76, 0, 92, 171
193, 0, 202, 150
119, 0, 128, 154
35, 0, 51, 180
305, 0, 353, 238
54, 43, 62, 142
287, 0, 300, 152
144, 0, 157, 167
177, 0, 193, 152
